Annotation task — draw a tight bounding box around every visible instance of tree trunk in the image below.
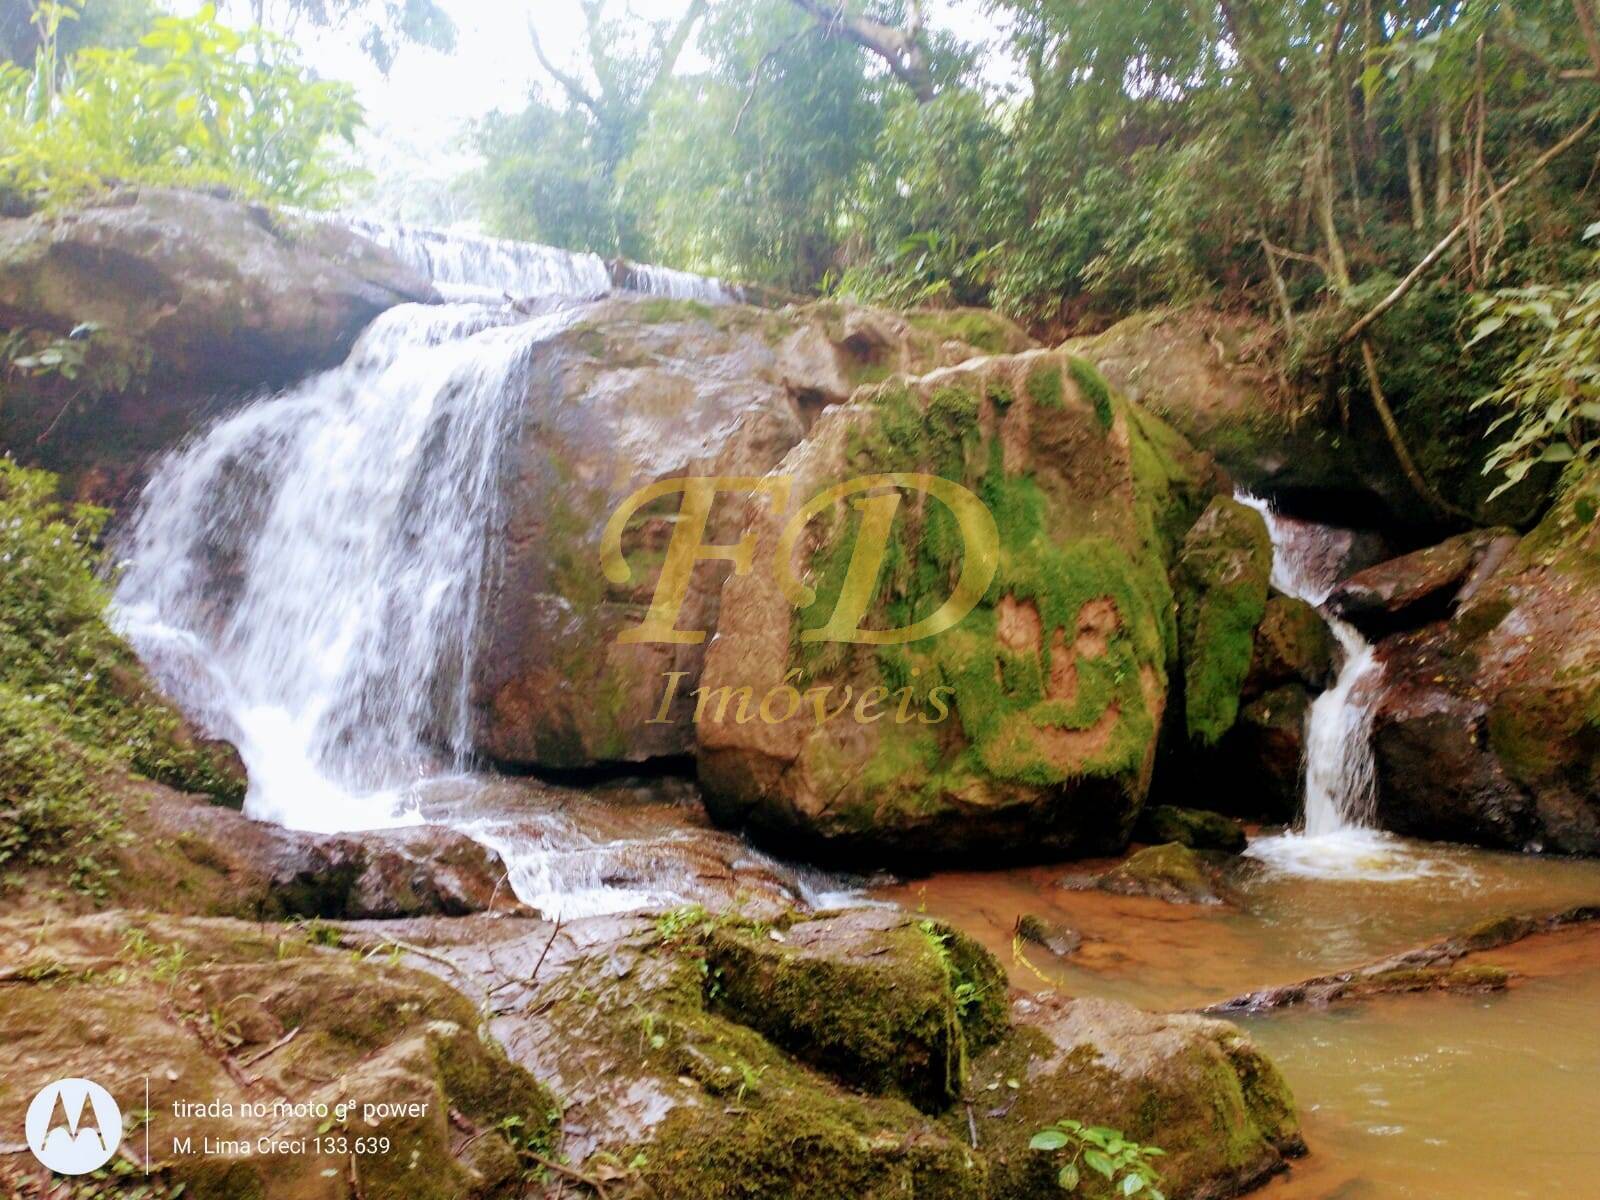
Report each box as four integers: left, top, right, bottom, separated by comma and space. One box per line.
1573, 0, 1600, 78
787, 0, 936, 102
1404, 120, 1426, 231
1434, 112, 1452, 217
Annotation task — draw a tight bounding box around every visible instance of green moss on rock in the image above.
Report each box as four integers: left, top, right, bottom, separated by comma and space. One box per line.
1135, 805, 1248, 853
1174, 495, 1273, 747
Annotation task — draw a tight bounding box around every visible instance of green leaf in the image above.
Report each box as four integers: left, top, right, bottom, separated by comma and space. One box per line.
1541, 444, 1576, 463
1058, 1162, 1081, 1190
1584, 221, 1600, 242
1466, 314, 1505, 346
1085, 1149, 1115, 1180
1031, 1130, 1071, 1152
1122, 1175, 1146, 1195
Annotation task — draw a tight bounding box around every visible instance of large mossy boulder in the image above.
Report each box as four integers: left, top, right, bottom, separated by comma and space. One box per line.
1372, 466, 1600, 853
472, 296, 1027, 771
705, 908, 1007, 1112
0, 187, 437, 499
968, 994, 1303, 1200
0, 913, 560, 1200
694, 350, 1219, 868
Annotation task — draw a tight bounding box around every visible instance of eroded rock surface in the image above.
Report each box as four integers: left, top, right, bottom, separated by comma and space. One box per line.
0, 913, 558, 1200
0, 188, 438, 497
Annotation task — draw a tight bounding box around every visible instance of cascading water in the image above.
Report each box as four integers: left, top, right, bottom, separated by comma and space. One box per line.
331, 214, 734, 305
109, 226, 831, 916
114, 300, 557, 832
1236, 494, 1446, 879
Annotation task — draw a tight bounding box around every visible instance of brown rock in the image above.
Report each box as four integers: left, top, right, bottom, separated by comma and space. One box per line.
1371, 471, 1600, 853
0, 187, 438, 498
1328, 527, 1517, 636
472, 296, 1031, 771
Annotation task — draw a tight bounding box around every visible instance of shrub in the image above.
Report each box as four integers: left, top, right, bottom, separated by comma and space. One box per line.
0, 3, 363, 210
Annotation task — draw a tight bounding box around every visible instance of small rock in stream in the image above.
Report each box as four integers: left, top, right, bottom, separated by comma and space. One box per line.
1015, 913, 1083, 957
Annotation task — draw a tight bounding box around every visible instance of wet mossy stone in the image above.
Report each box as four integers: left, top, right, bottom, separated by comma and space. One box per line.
1174, 495, 1273, 747
1089, 842, 1231, 905
705, 909, 1008, 1113
1136, 804, 1248, 854
959, 994, 1303, 1200
1014, 914, 1082, 957
1245, 593, 1334, 696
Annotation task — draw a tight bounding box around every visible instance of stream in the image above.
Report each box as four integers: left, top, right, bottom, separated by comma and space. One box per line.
107, 218, 1600, 1199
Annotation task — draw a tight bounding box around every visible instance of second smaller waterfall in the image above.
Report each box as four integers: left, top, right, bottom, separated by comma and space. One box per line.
1237, 495, 1446, 879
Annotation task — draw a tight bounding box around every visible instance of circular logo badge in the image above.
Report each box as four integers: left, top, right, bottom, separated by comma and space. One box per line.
25, 1078, 123, 1176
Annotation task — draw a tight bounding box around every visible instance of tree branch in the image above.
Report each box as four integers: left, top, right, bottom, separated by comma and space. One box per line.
786, 0, 935, 102
639, 0, 708, 115
1341, 106, 1600, 345
528, 17, 601, 115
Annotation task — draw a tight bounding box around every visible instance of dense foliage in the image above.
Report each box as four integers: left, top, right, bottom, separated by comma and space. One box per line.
0, 2, 363, 209
0, 459, 241, 895
1472, 239, 1600, 495
473, 0, 1600, 506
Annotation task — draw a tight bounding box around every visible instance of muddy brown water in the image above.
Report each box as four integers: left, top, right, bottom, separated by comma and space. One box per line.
872, 841, 1600, 1199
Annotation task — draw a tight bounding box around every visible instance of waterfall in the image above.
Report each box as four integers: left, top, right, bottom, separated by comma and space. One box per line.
107, 222, 840, 915
1235, 494, 1426, 878
112, 300, 563, 831
329, 214, 734, 305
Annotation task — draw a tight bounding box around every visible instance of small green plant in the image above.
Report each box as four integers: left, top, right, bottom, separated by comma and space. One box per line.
1029, 1119, 1166, 1197
918, 918, 993, 1024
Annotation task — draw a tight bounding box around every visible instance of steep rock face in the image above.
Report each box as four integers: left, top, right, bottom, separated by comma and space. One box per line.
473, 297, 1028, 770
1063, 309, 1369, 512
694, 351, 1218, 867
0, 187, 437, 497
1372, 468, 1600, 852
1065, 306, 1529, 534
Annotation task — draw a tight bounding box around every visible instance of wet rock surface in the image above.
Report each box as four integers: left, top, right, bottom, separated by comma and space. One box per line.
473, 296, 1027, 771
1136, 805, 1248, 854
1371, 470, 1600, 853
1068, 843, 1235, 905
1204, 904, 1600, 1013
23, 779, 528, 921
1328, 527, 1517, 637
1014, 913, 1083, 957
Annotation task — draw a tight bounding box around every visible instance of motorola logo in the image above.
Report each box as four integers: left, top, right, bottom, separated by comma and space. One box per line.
25, 1078, 124, 1175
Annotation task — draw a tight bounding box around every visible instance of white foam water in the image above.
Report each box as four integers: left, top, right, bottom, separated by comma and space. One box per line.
1234, 494, 1441, 880
330, 213, 733, 305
